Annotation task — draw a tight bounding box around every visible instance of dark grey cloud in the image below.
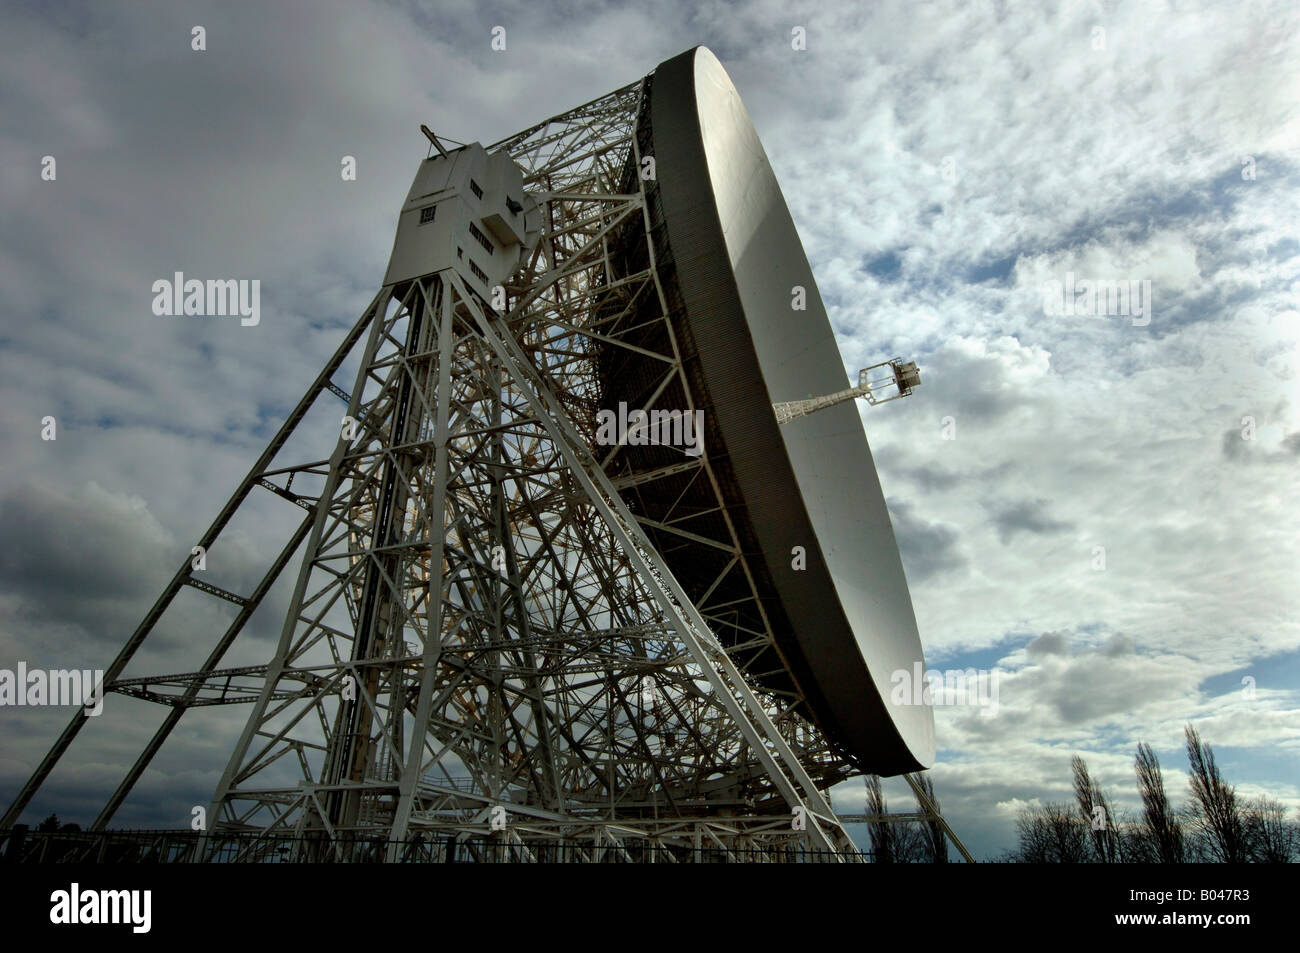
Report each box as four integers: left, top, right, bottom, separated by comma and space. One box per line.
1026, 630, 1070, 657
1222, 427, 1246, 459
894, 463, 963, 493
878, 458, 1015, 495
0, 482, 172, 640
1222, 427, 1300, 462
1100, 632, 1136, 657
1049, 656, 1189, 725
887, 498, 966, 583
987, 498, 1074, 545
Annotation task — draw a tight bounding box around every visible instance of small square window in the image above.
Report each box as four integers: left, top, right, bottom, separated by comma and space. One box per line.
419, 206, 436, 225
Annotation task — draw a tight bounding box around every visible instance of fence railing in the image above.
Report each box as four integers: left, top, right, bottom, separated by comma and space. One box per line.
0, 827, 871, 864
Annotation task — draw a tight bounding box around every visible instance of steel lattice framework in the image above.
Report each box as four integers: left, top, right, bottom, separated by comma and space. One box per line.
4, 78, 966, 863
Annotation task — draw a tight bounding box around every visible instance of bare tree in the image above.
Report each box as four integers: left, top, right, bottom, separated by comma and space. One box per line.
1013, 808, 1047, 863
864, 775, 896, 863
1243, 796, 1297, 863
1114, 807, 1156, 863
915, 773, 949, 863
1184, 724, 1247, 863
1013, 802, 1090, 863
892, 819, 931, 863
1134, 741, 1184, 863
861, 774, 947, 863
1072, 754, 1120, 862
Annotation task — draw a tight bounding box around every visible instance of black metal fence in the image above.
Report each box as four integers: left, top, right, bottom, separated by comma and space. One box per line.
1, 826, 869, 863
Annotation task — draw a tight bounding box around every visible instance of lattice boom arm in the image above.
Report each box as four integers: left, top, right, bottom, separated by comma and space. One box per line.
773, 359, 921, 424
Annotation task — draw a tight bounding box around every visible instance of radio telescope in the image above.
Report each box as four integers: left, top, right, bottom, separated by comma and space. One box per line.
3, 46, 964, 863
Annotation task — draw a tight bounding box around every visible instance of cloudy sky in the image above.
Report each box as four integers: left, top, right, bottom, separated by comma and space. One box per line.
1, 0, 1297, 858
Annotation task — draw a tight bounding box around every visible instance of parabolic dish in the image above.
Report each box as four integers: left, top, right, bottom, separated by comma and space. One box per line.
599, 47, 934, 775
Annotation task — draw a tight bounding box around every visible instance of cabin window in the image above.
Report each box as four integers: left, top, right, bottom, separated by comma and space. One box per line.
468, 222, 494, 256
